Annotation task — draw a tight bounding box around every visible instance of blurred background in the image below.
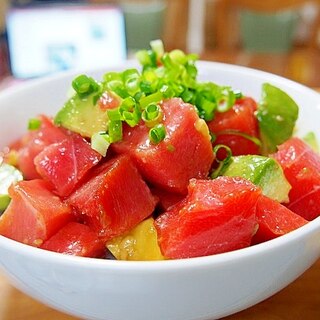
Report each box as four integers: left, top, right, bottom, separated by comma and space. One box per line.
0, 0, 320, 88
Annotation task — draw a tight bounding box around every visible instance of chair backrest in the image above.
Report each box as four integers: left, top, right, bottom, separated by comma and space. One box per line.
212, 0, 320, 52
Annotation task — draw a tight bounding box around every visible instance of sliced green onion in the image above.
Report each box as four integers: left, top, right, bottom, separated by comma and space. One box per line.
139, 91, 163, 109
119, 97, 141, 127
185, 61, 198, 79
143, 103, 160, 119
150, 39, 164, 59
210, 131, 217, 143
120, 96, 136, 110
160, 84, 175, 98
103, 71, 122, 83
149, 124, 166, 144
122, 110, 140, 127
136, 50, 151, 66
122, 69, 140, 81
147, 50, 158, 67
91, 132, 110, 156
72, 75, 99, 97
234, 90, 243, 99
63, 41, 249, 147
125, 77, 140, 93
142, 69, 159, 85
107, 108, 121, 121
213, 144, 233, 163
217, 88, 236, 112
122, 69, 140, 93
169, 49, 186, 64
181, 89, 194, 103
196, 95, 216, 121
28, 118, 41, 130
106, 80, 128, 98
166, 144, 175, 152
161, 53, 174, 69
140, 81, 153, 94
108, 120, 123, 143
142, 103, 163, 127
171, 82, 185, 96
217, 130, 262, 148
211, 144, 233, 179
136, 49, 157, 68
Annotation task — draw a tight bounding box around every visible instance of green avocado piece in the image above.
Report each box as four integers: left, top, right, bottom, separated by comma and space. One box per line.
54, 93, 108, 138
221, 155, 291, 203
0, 163, 23, 212
257, 83, 299, 155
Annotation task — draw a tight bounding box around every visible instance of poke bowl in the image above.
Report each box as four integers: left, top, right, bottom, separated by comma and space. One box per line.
0, 45, 320, 320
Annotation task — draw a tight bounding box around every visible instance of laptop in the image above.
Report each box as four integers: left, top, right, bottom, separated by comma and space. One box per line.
6, 4, 127, 79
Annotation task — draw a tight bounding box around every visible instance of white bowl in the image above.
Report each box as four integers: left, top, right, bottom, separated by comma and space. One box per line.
0, 61, 320, 320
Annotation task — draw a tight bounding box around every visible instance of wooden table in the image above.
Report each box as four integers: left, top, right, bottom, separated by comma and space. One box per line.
0, 89, 319, 320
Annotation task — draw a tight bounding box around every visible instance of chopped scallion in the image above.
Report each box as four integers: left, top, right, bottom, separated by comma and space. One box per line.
181, 89, 194, 103
107, 108, 121, 121
140, 81, 153, 94
168, 49, 186, 65
149, 124, 166, 144
216, 130, 262, 148
118, 97, 141, 127
66, 41, 247, 151
196, 95, 216, 121
122, 110, 140, 127
91, 132, 110, 156
211, 144, 233, 179
160, 85, 174, 98
28, 118, 41, 130
166, 144, 175, 152
120, 96, 136, 110
123, 69, 140, 93
150, 39, 164, 59
217, 88, 236, 112
142, 103, 163, 127
234, 90, 243, 99
139, 91, 163, 109
72, 75, 99, 97
108, 120, 123, 142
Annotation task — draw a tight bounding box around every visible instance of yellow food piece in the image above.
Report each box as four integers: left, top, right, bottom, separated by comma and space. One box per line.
194, 118, 211, 140
107, 217, 165, 261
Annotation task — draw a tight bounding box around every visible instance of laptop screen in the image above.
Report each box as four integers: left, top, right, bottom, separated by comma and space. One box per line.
6, 4, 127, 78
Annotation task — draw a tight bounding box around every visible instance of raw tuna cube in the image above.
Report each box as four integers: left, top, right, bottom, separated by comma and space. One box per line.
0, 179, 73, 247
35, 133, 101, 197
41, 222, 106, 258
112, 98, 214, 194
67, 155, 157, 240
272, 137, 320, 220
155, 176, 261, 259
